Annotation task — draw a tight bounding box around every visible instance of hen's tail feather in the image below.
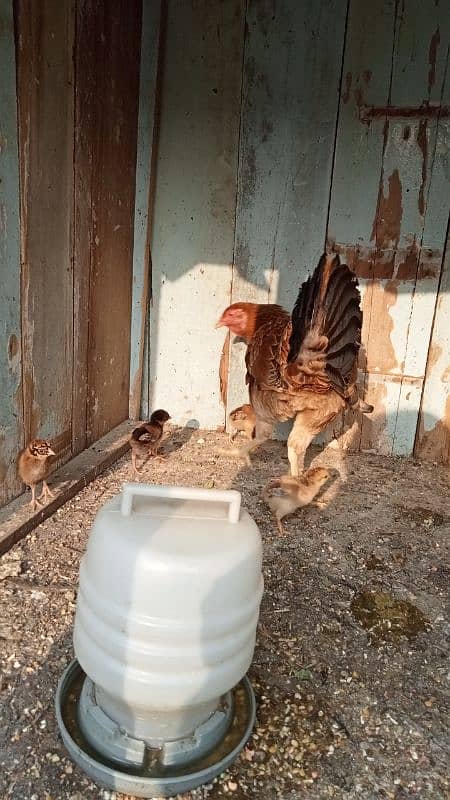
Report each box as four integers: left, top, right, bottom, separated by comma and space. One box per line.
288, 253, 363, 398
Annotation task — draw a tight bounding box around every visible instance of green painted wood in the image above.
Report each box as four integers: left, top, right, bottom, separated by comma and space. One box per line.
81, 0, 142, 444
328, 0, 450, 457
228, 0, 348, 419
416, 221, 450, 463
0, 0, 24, 506
149, 0, 245, 428
16, 0, 75, 463
328, 0, 397, 249
382, 1, 450, 454
130, 0, 162, 420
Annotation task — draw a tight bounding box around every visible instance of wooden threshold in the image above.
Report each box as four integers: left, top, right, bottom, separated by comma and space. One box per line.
0, 420, 135, 556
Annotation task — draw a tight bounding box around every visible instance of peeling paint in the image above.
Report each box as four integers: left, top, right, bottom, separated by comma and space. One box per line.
360, 103, 449, 121
342, 71, 352, 103
417, 120, 428, 216
395, 243, 419, 281
7, 333, 19, 360
428, 28, 440, 95
360, 378, 388, 452
373, 167, 403, 250
219, 331, 230, 406
418, 250, 441, 280
364, 279, 399, 373
416, 395, 450, 463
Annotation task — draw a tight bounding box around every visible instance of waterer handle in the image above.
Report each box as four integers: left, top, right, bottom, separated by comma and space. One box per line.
120, 483, 242, 523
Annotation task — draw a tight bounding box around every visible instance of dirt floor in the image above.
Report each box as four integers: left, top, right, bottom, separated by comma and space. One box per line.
1, 428, 449, 800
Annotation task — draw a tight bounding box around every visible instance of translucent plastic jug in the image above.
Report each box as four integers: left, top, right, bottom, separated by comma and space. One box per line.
73, 483, 263, 758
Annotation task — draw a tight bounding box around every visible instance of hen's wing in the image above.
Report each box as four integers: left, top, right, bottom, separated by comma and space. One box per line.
245, 305, 291, 390
286, 253, 362, 398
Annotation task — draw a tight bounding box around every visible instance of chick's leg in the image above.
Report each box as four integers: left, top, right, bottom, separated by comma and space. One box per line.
287, 414, 316, 477
276, 515, 285, 536
30, 484, 43, 511
38, 480, 54, 501
131, 452, 142, 479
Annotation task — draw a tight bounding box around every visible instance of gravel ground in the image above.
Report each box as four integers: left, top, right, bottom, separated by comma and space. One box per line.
1, 428, 449, 800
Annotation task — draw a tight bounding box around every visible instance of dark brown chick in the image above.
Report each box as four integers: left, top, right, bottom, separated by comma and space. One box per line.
228, 404, 256, 442
262, 466, 330, 535
130, 409, 171, 478
17, 439, 56, 511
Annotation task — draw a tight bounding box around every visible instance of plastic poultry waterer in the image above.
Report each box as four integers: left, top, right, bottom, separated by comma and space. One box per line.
55, 483, 263, 797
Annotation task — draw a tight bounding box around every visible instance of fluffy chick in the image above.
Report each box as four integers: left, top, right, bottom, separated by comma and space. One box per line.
262, 466, 330, 535
228, 404, 256, 442
17, 439, 56, 511
130, 409, 171, 478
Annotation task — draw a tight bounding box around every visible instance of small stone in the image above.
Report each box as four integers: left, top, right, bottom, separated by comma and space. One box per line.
228, 781, 238, 791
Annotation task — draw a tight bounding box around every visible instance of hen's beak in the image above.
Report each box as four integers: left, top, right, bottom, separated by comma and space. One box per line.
215, 317, 224, 329
48, 448, 56, 456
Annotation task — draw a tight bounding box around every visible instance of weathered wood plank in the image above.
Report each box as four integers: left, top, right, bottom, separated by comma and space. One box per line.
388, 2, 450, 453
81, 0, 142, 443
16, 0, 75, 463
328, 0, 397, 249
330, 0, 450, 456
0, 420, 134, 556
328, 0, 397, 452
0, 0, 24, 506
72, 0, 94, 457
149, 0, 244, 428
228, 0, 349, 418
415, 220, 450, 464
129, 0, 162, 420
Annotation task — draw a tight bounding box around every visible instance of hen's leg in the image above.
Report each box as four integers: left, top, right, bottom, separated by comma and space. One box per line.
287, 415, 316, 477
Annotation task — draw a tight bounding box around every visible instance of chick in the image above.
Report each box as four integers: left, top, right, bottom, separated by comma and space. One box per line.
262, 466, 330, 535
17, 439, 56, 511
130, 409, 171, 478
228, 404, 256, 442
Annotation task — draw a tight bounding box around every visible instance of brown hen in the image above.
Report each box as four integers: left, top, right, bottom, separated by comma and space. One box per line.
217, 253, 372, 476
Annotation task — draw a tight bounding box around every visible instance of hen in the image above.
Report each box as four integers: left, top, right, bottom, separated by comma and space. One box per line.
217, 253, 372, 476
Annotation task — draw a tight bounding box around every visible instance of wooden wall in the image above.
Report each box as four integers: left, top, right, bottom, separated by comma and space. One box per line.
0, 0, 23, 506
328, 0, 450, 457
147, 0, 450, 463
1, 0, 449, 514
0, 0, 142, 508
